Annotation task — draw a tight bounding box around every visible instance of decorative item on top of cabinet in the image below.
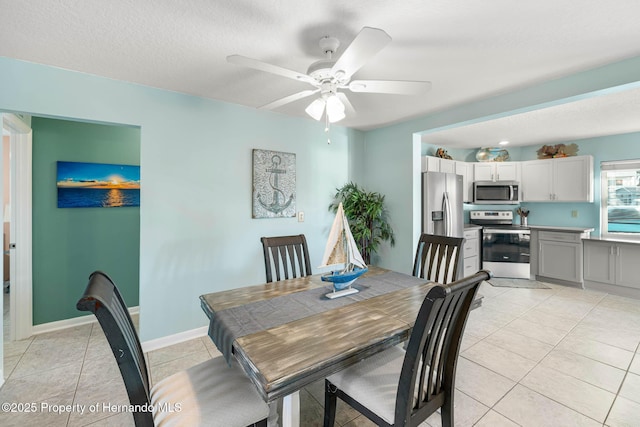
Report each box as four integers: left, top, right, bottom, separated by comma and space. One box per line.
537, 143, 578, 159
435, 148, 453, 159
475, 147, 510, 162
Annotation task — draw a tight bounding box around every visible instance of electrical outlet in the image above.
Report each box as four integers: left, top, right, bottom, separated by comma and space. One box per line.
571, 210, 578, 218
297, 211, 305, 222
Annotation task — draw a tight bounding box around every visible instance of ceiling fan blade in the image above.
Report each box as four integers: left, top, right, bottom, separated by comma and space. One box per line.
227, 55, 315, 84
348, 79, 432, 95
259, 89, 320, 110
337, 92, 356, 115
331, 27, 392, 80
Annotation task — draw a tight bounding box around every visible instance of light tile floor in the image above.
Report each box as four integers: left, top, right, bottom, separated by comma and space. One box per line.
1, 280, 640, 426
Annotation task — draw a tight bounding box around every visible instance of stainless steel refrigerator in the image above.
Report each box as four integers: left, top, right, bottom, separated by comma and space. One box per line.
422, 172, 464, 238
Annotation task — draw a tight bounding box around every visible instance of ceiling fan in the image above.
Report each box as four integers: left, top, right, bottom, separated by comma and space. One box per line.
227, 27, 432, 123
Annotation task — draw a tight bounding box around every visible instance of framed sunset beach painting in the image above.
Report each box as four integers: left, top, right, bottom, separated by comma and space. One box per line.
57, 161, 140, 208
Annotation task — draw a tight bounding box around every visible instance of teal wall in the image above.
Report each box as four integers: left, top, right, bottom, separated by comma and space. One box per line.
32, 117, 140, 324
0, 57, 362, 341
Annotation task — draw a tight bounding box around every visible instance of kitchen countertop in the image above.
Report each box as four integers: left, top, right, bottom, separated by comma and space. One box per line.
464, 224, 482, 230
527, 225, 595, 233
584, 235, 640, 245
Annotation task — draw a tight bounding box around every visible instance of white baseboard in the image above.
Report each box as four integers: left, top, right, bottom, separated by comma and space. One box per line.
30, 307, 209, 354
32, 306, 140, 335
141, 326, 208, 353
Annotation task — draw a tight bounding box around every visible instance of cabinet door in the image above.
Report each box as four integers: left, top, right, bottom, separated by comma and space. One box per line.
495, 163, 518, 182
553, 156, 593, 202
615, 243, 640, 289
474, 163, 494, 181
455, 161, 472, 202
422, 156, 440, 172
521, 160, 553, 201
583, 242, 615, 284
538, 240, 582, 282
439, 158, 456, 174
462, 229, 480, 277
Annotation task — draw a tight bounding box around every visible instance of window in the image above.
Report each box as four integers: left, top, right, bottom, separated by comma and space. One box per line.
601, 160, 640, 236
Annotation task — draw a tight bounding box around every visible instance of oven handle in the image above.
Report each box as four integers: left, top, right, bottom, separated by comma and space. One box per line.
483, 228, 531, 235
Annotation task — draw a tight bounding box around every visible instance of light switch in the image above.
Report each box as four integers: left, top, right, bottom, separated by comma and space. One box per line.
298, 211, 305, 222
571, 210, 578, 218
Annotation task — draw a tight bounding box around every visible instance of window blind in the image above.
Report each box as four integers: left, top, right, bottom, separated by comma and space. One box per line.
601, 159, 640, 170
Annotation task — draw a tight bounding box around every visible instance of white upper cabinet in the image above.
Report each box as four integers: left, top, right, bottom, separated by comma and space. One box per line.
421, 156, 441, 172
422, 154, 592, 204
439, 158, 456, 174
421, 156, 456, 173
455, 161, 473, 203
473, 162, 519, 182
521, 155, 593, 202
520, 160, 553, 201
554, 156, 593, 201
421, 157, 472, 202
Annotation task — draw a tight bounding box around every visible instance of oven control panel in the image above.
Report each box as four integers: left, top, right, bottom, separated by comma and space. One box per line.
470, 210, 514, 225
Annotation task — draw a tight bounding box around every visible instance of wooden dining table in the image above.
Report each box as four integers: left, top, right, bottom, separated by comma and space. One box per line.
199, 266, 436, 427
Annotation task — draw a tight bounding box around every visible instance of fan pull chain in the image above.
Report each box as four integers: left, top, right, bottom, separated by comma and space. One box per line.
325, 113, 331, 144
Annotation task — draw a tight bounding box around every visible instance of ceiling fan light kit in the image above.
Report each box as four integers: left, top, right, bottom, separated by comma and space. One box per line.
227, 26, 432, 126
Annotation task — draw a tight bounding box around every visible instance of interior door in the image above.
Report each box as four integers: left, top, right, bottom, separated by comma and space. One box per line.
2, 113, 33, 344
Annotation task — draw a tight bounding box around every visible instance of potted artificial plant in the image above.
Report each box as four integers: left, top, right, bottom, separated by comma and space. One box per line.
329, 182, 395, 265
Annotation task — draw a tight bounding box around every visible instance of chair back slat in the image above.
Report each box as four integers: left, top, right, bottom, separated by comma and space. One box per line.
395, 270, 491, 426
261, 234, 312, 283
413, 234, 464, 284
76, 271, 154, 427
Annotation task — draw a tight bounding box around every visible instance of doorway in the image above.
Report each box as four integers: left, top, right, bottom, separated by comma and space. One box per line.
1, 113, 33, 346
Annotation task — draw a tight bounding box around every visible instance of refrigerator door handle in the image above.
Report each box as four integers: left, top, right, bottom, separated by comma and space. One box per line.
443, 191, 452, 236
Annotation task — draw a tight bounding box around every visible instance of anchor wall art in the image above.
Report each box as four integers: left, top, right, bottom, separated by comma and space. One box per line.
252, 149, 296, 218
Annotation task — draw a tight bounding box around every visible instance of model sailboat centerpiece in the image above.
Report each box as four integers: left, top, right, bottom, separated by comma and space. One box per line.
320, 202, 368, 299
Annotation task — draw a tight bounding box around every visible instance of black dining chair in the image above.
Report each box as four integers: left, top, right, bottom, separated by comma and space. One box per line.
76, 271, 269, 427
260, 234, 312, 282
323, 269, 491, 427
412, 233, 464, 284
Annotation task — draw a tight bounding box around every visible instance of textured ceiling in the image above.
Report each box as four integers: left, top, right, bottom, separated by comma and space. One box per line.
423, 87, 640, 148
2, 0, 640, 144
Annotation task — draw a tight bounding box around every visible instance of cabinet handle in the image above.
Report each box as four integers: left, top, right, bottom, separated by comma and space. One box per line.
610, 246, 614, 255
617, 246, 620, 256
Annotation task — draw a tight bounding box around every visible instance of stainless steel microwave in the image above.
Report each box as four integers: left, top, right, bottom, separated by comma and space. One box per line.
473, 181, 520, 204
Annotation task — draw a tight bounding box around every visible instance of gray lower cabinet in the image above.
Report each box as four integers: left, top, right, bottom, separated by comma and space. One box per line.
584, 240, 640, 293
536, 230, 587, 286
463, 228, 480, 277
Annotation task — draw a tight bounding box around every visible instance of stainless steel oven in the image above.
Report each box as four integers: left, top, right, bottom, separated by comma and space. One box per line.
481, 227, 530, 279
470, 210, 531, 279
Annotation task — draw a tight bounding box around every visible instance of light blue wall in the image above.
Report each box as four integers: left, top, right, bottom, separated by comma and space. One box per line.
364, 56, 640, 273
0, 57, 364, 341
3, 52, 640, 340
